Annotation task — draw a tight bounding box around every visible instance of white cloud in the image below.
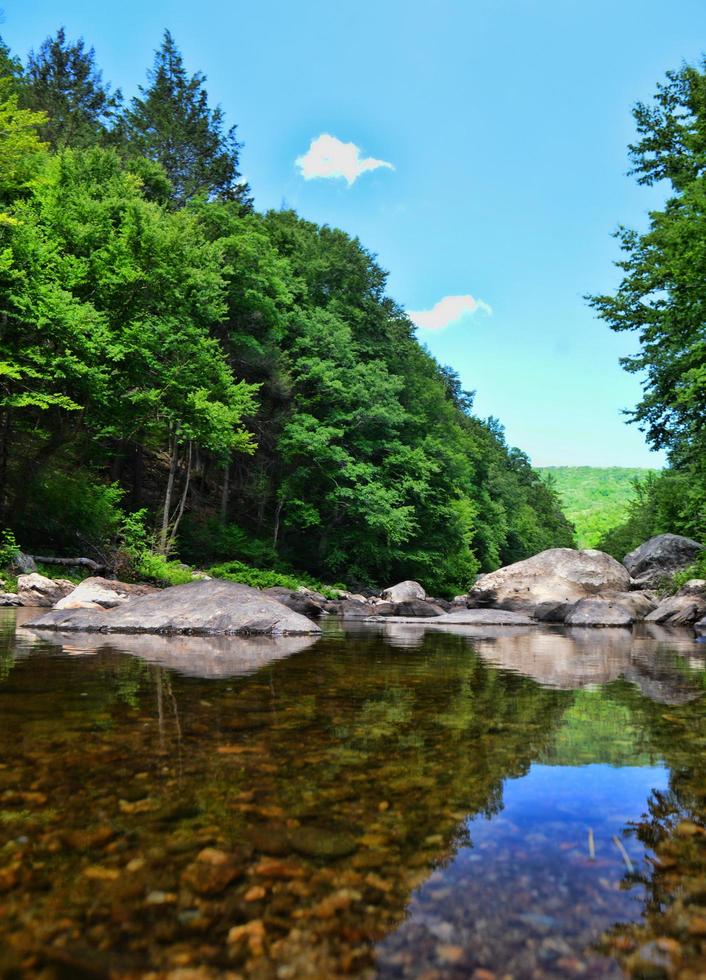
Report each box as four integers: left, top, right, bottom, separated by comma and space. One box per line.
295, 134, 394, 186
409, 294, 492, 331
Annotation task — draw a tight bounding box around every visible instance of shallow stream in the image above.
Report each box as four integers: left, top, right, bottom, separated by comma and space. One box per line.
2, 610, 706, 978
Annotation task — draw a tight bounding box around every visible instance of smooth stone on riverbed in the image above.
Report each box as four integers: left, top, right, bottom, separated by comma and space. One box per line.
287, 826, 358, 859
23, 580, 322, 636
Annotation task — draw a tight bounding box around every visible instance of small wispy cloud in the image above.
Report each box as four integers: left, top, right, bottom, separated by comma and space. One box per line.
409, 294, 492, 331
295, 134, 394, 186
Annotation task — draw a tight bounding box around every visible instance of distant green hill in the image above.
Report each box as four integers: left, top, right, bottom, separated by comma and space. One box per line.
537, 466, 658, 549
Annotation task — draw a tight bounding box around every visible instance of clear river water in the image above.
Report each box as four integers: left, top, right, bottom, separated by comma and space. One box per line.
2, 609, 706, 979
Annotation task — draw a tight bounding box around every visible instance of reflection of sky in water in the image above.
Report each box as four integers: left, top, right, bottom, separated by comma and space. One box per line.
378, 764, 669, 976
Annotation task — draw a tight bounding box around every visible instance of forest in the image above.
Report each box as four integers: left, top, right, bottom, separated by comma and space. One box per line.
538, 467, 656, 549
0, 28, 575, 597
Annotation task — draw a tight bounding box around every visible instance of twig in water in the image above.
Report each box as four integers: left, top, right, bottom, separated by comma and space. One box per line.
612, 834, 634, 873
588, 828, 595, 860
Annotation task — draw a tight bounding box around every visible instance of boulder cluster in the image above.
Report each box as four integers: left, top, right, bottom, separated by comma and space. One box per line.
8, 532, 706, 636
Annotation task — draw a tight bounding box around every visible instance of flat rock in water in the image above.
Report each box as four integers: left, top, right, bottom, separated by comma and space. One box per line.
22, 580, 321, 636
370, 608, 536, 626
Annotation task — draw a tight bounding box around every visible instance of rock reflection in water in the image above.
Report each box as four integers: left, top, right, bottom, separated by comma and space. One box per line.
20, 628, 321, 678
1, 615, 706, 977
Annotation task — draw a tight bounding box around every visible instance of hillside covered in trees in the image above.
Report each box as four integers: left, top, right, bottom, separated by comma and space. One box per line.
0, 28, 574, 596
538, 467, 657, 549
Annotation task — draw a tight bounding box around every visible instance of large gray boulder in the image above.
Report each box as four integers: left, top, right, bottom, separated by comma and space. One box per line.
564, 591, 655, 628
17, 573, 74, 607
381, 580, 426, 603
55, 576, 155, 610
468, 548, 631, 613
22, 580, 321, 636
623, 534, 703, 587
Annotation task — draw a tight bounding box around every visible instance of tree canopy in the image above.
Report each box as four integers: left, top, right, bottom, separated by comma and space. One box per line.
0, 27, 574, 591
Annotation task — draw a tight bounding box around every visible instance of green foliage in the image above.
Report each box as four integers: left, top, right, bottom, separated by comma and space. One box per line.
14, 469, 124, 557
589, 59, 706, 558
0, 78, 48, 203
670, 555, 706, 592
25, 28, 122, 149
134, 552, 194, 587
179, 518, 280, 568
597, 468, 706, 560
118, 30, 250, 207
538, 467, 657, 548
209, 559, 342, 598
115, 508, 193, 585
0, 27, 575, 595
0, 528, 19, 567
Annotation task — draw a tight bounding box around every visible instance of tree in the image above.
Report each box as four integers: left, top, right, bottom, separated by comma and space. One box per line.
0, 79, 48, 203
0, 147, 258, 544
25, 28, 121, 148
119, 30, 251, 208
0, 36, 23, 88
589, 59, 706, 552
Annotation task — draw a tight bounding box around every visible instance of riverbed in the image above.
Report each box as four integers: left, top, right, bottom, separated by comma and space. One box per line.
2, 610, 706, 978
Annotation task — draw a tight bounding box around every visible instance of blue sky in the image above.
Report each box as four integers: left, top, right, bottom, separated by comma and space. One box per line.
5, 0, 705, 465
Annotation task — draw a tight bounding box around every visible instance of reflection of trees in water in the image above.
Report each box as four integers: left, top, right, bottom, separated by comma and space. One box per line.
4, 625, 706, 975
600, 683, 706, 976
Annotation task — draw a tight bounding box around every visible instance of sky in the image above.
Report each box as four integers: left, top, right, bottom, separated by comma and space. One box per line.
5, 0, 705, 466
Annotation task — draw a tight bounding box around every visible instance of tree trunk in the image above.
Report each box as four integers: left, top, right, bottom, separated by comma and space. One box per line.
273, 497, 283, 548
0, 408, 11, 523
30, 556, 105, 572
220, 460, 230, 526
166, 440, 192, 554
159, 423, 179, 554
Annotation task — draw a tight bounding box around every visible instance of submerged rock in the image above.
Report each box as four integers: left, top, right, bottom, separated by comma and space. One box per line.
467, 548, 631, 614
22, 579, 322, 636
287, 826, 358, 859
623, 533, 703, 587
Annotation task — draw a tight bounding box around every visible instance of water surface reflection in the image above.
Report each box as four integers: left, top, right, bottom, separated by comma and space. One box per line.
1, 612, 705, 978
